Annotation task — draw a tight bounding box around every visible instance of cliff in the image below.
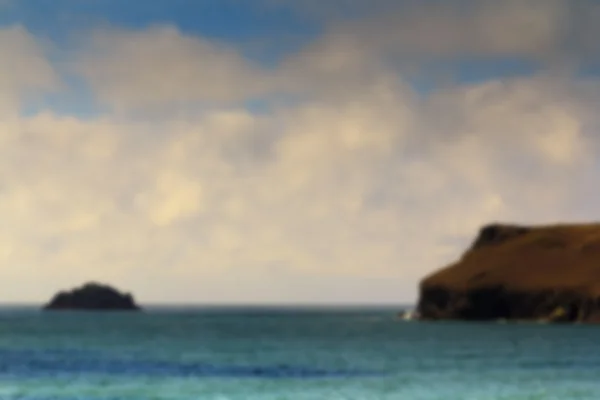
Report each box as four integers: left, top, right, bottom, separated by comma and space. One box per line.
417, 223, 600, 323
43, 282, 141, 311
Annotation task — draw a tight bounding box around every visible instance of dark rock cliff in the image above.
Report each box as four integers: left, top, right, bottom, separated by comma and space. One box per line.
43, 282, 141, 311
417, 223, 600, 323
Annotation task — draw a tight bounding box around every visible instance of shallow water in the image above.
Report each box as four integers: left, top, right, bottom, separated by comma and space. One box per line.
0, 306, 599, 399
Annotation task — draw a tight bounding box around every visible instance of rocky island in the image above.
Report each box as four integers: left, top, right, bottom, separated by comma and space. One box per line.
417, 223, 600, 323
43, 282, 141, 311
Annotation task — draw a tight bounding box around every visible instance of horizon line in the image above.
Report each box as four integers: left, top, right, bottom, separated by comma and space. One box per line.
0, 302, 415, 308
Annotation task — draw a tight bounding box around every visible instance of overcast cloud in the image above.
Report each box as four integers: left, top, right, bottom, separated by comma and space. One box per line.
1, 0, 599, 304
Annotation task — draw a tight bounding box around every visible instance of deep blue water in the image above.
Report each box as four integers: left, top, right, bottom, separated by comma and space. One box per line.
0, 306, 599, 399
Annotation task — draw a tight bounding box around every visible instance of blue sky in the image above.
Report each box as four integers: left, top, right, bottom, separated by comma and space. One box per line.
1, 0, 600, 304
3, 0, 322, 117
2, 0, 560, 114
1, 0, 320, 59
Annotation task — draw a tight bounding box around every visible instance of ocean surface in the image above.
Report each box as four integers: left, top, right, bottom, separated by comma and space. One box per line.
0, 306, 599, 399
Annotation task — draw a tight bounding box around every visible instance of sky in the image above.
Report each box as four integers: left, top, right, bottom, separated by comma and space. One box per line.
1, 0, 600, 305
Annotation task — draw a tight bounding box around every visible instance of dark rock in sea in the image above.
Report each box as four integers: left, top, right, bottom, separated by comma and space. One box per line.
43, 282, 141, 311
417, 222, 600, 323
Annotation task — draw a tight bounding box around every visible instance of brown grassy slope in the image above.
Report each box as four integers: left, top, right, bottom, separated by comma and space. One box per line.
421, 223, 600, 296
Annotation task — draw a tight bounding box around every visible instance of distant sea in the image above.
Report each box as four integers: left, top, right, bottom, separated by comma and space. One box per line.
0, 305, 599, 399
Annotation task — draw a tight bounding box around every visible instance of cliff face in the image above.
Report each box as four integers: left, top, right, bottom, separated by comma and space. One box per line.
44, 282, 141, 311
417, 223, 600, 323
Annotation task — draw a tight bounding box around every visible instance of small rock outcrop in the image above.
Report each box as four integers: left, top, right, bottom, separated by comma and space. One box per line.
43, 282, 141, 311
417, 222, 600, 323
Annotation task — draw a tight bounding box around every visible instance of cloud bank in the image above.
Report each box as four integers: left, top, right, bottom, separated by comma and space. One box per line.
2, 0, 600, 304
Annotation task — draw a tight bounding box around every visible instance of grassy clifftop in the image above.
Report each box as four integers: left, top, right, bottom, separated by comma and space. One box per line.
417, 223, 600, 322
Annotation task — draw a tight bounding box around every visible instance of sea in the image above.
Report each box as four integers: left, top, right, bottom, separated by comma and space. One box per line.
0, 306, 599, 400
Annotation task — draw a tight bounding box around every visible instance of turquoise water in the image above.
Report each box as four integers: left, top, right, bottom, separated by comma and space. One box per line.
1, 307, 599, 399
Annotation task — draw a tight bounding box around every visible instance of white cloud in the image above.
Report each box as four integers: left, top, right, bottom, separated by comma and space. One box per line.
0, 25, 58, 115
70, 1, 600, 111
3, 71, 598, 304
75, 26, 278, 111
279, 0, 600, 88
136, 170, 205, 226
